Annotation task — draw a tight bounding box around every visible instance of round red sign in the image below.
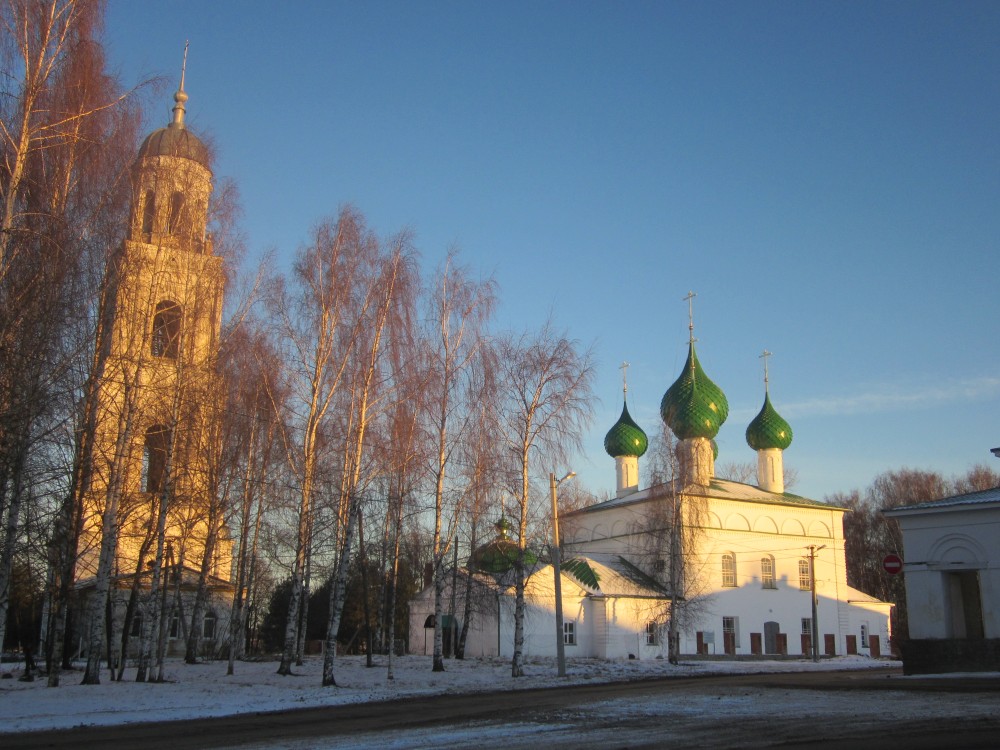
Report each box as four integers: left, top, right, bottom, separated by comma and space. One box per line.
883, 553, 903, 575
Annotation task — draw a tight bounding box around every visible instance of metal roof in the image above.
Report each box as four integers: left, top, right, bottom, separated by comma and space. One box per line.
568, 477, 842, 516
884, 486, 1000, 514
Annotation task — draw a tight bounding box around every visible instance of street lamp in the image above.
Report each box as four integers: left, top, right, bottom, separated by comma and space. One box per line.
550, 470, 575, 677
808, 544, 826, 662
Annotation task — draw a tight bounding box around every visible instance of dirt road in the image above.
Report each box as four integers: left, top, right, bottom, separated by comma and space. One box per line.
9, 668, 1000, 749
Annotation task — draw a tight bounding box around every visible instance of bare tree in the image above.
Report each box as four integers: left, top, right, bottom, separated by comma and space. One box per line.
828, 466, 995, 640
418, 252, 496, 673
492, 322, 594, 677
267, 207, 393, 676
0, 0, 140, 676
640, 421, 715, 663
379, 296, 429, 681
716, 460, 798, 490
321, 231, 415, 686
455, 358, 503, 659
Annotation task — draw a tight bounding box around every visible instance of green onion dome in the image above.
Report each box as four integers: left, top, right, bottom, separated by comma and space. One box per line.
746, 392, 793, 450
660, 343, 729, 440
468, 517, 537, 574
604, 400, 648, 458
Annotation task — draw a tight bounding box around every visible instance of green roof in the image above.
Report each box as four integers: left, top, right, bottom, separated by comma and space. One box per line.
660, 343, 729, 440
746, 392, 793, 450
604, 400, 649, 458
468, 517, 537, 574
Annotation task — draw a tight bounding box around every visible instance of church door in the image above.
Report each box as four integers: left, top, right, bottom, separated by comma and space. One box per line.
764, 621, 780, 654
947, 571, 984, 639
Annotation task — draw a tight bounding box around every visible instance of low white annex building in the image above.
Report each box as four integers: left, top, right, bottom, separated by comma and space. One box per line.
410, 331, 892, 662
884, 485, 1000, 673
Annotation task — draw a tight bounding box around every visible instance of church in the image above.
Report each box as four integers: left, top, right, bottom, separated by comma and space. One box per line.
410, 322, 891, 661
74, 69, 234, 660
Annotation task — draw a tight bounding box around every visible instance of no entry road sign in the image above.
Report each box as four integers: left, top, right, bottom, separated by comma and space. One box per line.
883, 553, 903, 575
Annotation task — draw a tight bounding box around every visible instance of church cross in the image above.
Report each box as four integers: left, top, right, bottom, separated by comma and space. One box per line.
683, 290, 697, 344
619, 361, 630, 396
759, 349, 772, 392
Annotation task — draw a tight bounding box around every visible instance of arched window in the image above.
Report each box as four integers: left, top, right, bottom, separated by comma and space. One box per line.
142, 425, 170, 495
167, 191, 185, 235
799, 559, 811, 590
151, 300, 181, 358
761, 555, 776, 589
141, 190, 156, 235
721, 553, 736, 587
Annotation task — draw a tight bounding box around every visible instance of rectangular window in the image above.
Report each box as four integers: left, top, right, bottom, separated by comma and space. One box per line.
563, 621, 576, 646
722, 616, 737, 635
802, 618, 812, 635
646, 622, 659, 645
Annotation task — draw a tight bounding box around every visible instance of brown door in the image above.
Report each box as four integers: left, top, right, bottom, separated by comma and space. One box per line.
846, 634, 857, 655
869, 635, 880, 657
764, 621, 780, 654
824, 634, 836, 656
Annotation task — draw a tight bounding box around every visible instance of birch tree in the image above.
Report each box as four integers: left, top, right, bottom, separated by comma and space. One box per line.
0, 0, 141, 679
493, 322, 594, 677
419, 252, 496, 672
321, 232, 415, 686
268, 207, 386, 676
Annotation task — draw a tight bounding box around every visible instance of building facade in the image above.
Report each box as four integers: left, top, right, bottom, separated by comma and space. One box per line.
885, 486, 1000, 673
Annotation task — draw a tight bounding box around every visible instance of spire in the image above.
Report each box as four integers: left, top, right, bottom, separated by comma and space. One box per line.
170, 41, 190, 129
760, 349, 771, 394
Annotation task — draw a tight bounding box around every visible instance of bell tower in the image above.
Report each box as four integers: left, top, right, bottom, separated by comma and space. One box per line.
78, 63, 230, 588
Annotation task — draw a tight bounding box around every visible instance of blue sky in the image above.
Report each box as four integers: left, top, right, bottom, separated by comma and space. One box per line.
104, 1, 1000, 501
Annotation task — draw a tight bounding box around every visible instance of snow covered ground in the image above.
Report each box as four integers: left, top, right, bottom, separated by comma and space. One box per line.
0, 653, 909, 734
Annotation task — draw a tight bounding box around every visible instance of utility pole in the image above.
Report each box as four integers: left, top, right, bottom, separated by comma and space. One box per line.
808, 544, 826, 662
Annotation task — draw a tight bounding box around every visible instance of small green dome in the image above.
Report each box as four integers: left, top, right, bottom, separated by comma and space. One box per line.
468, 517, 537, 574
660, 343, 729, 440
604, 400, 648, 458
746, 393, 793, 450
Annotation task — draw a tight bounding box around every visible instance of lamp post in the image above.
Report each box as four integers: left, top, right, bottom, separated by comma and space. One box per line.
808, 544, 826, 662
550, 470, 575, 677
